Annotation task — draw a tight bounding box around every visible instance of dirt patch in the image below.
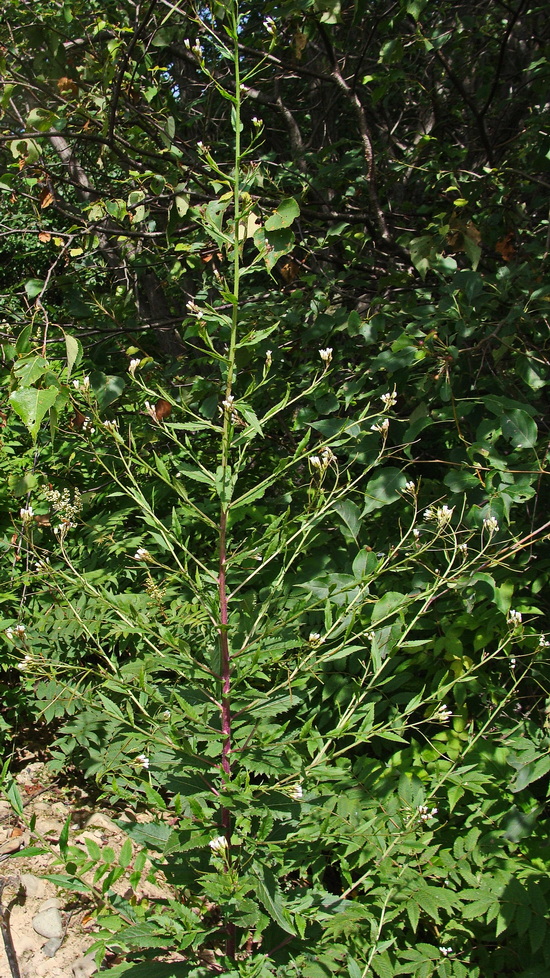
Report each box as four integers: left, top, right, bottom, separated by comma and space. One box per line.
0, 761, 171, 978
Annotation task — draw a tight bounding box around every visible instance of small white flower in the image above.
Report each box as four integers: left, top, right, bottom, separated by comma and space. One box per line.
371, 418, 390, 435
186, 299, 201, 315
136, 754, 149, 770
425, 504, 453, 528
128, 358, 141, 377
538, 634, 550, 648
418, 804, 438, 822
134, 547, 152, 562
264, 16, 276, 35
309, 455, 321, 468
196, 141, 207, 155
380, 390, 397, 410
319, 347, 333, 364
507, 609, 522, 627
366, 631, 376, 642
265, 349, 272, 366
20, 506, 34, 523
73, 375, 90, 393
103, 419, 118, 431
252, 117, 262, 128
433, 703, 453, 723
17, 654, 33, 671
510, 657, 516, 669
437, 505, 454, 527
321, 447, 336, 465
308, 632, 323, 646
404, 481, 416, 494
458, 542, 468, 554
483, 516, 499, 534
289, 784, 303, 801
192, 41, 203, 59
412, 528, 420, 540
162, 710, 171, 720
440, 947, 453, 957
5, 628, 13, 641
209, 835, 228, 853
222, 395, 235, 411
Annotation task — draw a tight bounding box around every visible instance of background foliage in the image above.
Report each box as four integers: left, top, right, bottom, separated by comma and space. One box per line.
1, 1, 550, 976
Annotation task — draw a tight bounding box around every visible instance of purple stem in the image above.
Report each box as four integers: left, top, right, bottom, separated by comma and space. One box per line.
218, 508, 236, 959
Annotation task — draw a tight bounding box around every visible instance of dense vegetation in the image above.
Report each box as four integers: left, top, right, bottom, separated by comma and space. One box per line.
1, 1, 550, 975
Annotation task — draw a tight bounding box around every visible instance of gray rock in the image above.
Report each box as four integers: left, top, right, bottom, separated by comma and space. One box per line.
20, 872, 48, 899
38, 897, 62, 911
72, 952, 99, 978
43, 936, 63, 957
32, 906, 64, 939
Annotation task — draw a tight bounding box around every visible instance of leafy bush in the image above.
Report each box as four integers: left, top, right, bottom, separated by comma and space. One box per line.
1, 2, 550, 976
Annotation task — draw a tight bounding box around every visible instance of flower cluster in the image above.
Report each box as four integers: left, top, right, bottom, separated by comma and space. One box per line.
424, 504, 454, 528
289, 784, 303, 801
264, 16, 276, 35
380, 390, 397, 410
308, 632, 324, 646
44, 487, 82, 523
432, 703, 453, 723
310, 447, 336, 472
128, 358, 141, 377
483, 515, 499, 534
371, 418, 390, 436
183, 38, 203, 59
319, 347, 332, 364
72, 375, 90, 393
440, 947, 453, 957
136, 754, 149, 770
134, 548, 153, 562
6, 624, 26, 641
20, 506, 34, 524
209, 835, 228, 854
418, 804, 438, 822
507, 609, 522, 628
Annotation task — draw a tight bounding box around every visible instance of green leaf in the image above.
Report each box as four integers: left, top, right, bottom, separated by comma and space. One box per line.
501, 409, 537, 449
363, 468, 407, 513
25, 278, 45, 299
251, 863, 297, 935
90, 371, 126, 411
13, 355, 49, 387
41, 875, 91, 893
118, 837, 133, 869
332, 499, 361, 540
9, 385, 59, 441
64, 333, 82, 379
264, 197, 300, 231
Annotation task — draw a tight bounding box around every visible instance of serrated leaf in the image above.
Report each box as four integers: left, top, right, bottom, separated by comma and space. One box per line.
252, 863, 296, 935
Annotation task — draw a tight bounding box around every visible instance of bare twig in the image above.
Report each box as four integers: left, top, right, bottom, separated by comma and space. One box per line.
0, 878, 22, 978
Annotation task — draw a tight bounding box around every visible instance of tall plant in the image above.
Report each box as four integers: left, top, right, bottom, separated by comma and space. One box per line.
3, 4, 550, 977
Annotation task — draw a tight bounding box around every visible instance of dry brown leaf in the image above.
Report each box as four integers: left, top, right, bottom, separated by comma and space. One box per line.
39, 188, 54, 209
495, 231, 516, 261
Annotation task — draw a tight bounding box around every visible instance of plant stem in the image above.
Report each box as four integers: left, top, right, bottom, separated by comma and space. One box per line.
217, 2, 242, 959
